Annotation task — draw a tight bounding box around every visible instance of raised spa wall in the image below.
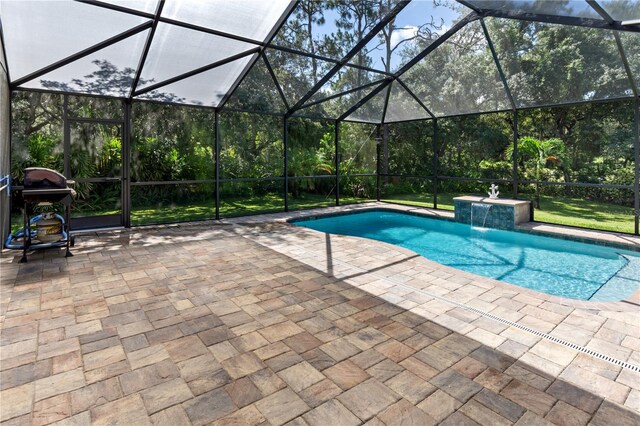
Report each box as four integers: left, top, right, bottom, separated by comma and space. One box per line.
454, 196, 532, 230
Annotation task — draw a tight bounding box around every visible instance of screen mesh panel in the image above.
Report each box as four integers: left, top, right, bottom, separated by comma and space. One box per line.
137, 23, 258, 91
2, 0, 149, 81
136, 55, 255, 107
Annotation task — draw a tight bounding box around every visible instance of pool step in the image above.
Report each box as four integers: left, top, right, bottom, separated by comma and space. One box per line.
590, 255, 640, 302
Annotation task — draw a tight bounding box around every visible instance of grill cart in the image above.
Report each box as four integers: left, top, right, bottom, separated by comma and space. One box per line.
4, 168, 76, 263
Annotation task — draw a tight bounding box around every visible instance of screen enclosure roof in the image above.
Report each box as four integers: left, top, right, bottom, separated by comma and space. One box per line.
0, 0, 639, 124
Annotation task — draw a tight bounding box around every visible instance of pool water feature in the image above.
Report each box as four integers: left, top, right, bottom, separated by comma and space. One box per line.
293, 211, 640, 301
471, 202, 492, 228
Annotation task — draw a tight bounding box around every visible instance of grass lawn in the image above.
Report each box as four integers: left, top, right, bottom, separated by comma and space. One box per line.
381, 193, 635, 234
530, 196, 634, 234
131, 193, 373, 224
10, 193, 374, 231
10, 192, 633, 234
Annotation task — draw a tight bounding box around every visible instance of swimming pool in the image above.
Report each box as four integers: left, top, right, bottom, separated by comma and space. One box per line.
292, 210, 640, 301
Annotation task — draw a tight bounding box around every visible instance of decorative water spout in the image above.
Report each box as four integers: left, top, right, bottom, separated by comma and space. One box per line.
488, 184, 499, 199
471, 203, 493, 228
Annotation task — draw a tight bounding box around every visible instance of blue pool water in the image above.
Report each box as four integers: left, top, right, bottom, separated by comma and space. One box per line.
293, 211, 640, 301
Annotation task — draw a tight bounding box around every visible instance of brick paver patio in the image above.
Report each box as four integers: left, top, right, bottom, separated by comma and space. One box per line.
1, 216, 639, 425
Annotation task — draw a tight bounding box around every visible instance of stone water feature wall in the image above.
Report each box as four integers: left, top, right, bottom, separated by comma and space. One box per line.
454, 196, 531, 230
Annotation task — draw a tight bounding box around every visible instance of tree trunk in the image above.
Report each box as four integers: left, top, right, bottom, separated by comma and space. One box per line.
306, 7, 317, 82
383, 123, 389, 183
356, 9, 363, 89
381, 0, 393, 184
535, 160, 542, 209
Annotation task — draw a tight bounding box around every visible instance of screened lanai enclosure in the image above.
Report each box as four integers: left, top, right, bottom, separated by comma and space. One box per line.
0, 0, 639, 237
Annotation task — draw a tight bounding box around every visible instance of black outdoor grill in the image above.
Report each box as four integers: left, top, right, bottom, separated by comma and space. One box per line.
24, 167, 72, 191
18, 167, 76, 262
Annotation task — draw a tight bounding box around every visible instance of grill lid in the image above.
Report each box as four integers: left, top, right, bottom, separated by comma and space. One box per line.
24, 167, 68, 189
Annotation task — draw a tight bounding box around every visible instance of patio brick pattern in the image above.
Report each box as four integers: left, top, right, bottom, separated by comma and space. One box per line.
1, 216, 639, 425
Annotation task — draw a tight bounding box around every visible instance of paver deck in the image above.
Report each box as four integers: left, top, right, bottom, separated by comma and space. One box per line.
1, 203, 639, 425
